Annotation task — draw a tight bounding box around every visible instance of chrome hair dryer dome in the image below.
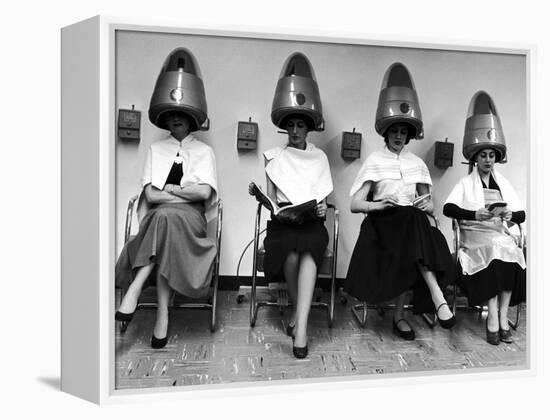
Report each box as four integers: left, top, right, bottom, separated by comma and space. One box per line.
462, 91, 507, 163
271, 52, 324, 131
375, 62, 423, 139
149, 48, 208, 132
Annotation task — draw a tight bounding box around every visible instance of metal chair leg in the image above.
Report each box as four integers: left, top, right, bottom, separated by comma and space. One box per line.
422, 313, 436, 329
351, 302, 368, 328
508, 303, 522, 330
210, 274, 218, 333
250, 204, 261, 327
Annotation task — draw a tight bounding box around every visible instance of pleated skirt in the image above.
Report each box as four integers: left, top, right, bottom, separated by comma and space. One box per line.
345, 206, 457, 314
115, 202, 216, 298
263, 217, 329, 281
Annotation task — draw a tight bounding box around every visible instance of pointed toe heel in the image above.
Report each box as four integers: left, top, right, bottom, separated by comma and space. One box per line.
292, 343, 308, 359
392, 318, 415, 341
486, 321, 500, 345
115, 310, 135, 323
436, 302, 457, 329
151, 334, 168, 349
499, 328, 513, 343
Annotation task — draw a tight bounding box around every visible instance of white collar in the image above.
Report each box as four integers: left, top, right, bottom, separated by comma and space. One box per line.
284, 141, 313, 152
168, 133, 194, 145
383, 145, 410, 159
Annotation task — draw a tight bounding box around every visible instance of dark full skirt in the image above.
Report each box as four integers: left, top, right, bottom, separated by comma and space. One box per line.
458, 260, 526, 307
263, 217, 329, 281
345, 206, 457, 314
115, 202, 216, 298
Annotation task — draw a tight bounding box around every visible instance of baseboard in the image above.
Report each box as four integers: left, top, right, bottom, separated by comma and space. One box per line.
218, 275, 346, 292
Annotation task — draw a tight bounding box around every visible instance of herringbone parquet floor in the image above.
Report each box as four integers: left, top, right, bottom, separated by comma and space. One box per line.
115, 290, 527, 390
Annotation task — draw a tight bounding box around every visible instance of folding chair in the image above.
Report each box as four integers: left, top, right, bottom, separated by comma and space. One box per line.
116, 195, 223, 333
247, 202, 339, 328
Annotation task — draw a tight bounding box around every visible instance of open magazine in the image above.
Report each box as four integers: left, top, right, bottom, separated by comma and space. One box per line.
485, 201, 508, 216
484, 188, 507, 215
249, 182, 317, 224
412, 193, 431, 207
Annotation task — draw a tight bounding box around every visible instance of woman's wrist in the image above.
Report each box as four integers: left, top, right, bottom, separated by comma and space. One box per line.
364, 201, 374, 213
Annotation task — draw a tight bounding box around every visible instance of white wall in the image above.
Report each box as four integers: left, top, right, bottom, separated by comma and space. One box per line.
115, 30, 527, 278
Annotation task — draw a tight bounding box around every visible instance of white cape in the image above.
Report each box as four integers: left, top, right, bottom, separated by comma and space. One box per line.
138, 134, 218, 221
264, 143, 333, 204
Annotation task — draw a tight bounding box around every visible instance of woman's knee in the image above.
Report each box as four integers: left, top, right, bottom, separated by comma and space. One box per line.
154, 206, 179, 219
285, 251, 300, 265
299, 252, 316, 265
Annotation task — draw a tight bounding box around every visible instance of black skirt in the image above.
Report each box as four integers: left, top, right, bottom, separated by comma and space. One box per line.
263, 217, 329, 281
458, 260, 526, 307
344, 206, 456, 314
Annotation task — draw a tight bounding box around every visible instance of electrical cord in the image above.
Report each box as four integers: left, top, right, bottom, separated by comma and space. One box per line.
235, 228, 266, 287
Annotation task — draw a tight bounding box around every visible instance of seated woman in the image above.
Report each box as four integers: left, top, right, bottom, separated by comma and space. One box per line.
255, 114, 333, 359
346, 123, 456, 340
251, 51, 333, 359
345, 63, 455, 340
116, 48, 218, 349
444, 147, 526, 344
115, 110, 217, 349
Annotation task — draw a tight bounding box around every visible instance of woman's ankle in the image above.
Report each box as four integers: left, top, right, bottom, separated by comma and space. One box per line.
119, 288, 140, 313
153, 312, 169, 337
499, 308, 510, 329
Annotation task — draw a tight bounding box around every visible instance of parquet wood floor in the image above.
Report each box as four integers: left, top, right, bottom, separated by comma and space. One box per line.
115, 290, 526, 390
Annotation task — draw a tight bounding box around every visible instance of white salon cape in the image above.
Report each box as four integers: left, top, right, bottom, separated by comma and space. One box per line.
445, 169, 526, 275
264, 143, 333, 205
138, 134, 218, 221
349, 146, 432, 205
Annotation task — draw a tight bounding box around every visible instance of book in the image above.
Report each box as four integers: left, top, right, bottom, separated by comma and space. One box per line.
249, 182, 318, 224
412, 193, 431, 207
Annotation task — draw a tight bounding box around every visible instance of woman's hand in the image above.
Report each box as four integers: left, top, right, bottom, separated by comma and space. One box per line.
316, 202, 327, 218
376, 195, 399, 211
414, 198, 433, 213
500, 208, 513, 221
163, 184, 179, 194
248, 182, 255, 195
475, 208, 493, 221
144, 184, 185, 204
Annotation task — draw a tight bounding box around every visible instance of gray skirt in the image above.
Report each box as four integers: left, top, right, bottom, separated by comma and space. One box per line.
115, 202, 216, 298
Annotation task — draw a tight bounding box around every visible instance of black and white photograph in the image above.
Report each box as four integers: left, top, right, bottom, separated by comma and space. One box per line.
8, 1, 549, 417
111, 26, 527, 390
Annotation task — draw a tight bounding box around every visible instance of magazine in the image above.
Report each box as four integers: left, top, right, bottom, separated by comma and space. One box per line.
412, 193, 431, 207
486, 201, 508, 216
249, 182, 318, 224
483, 188, 507, 215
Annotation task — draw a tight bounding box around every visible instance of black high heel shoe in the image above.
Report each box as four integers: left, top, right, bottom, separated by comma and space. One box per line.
292, 337, 308, 359
392, 318, 415, 341
151, 334, 168, 349
436, 302, 457, 329
499, 328, 513, 343
486, 320, 500, 345
115, 310, 135, 323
